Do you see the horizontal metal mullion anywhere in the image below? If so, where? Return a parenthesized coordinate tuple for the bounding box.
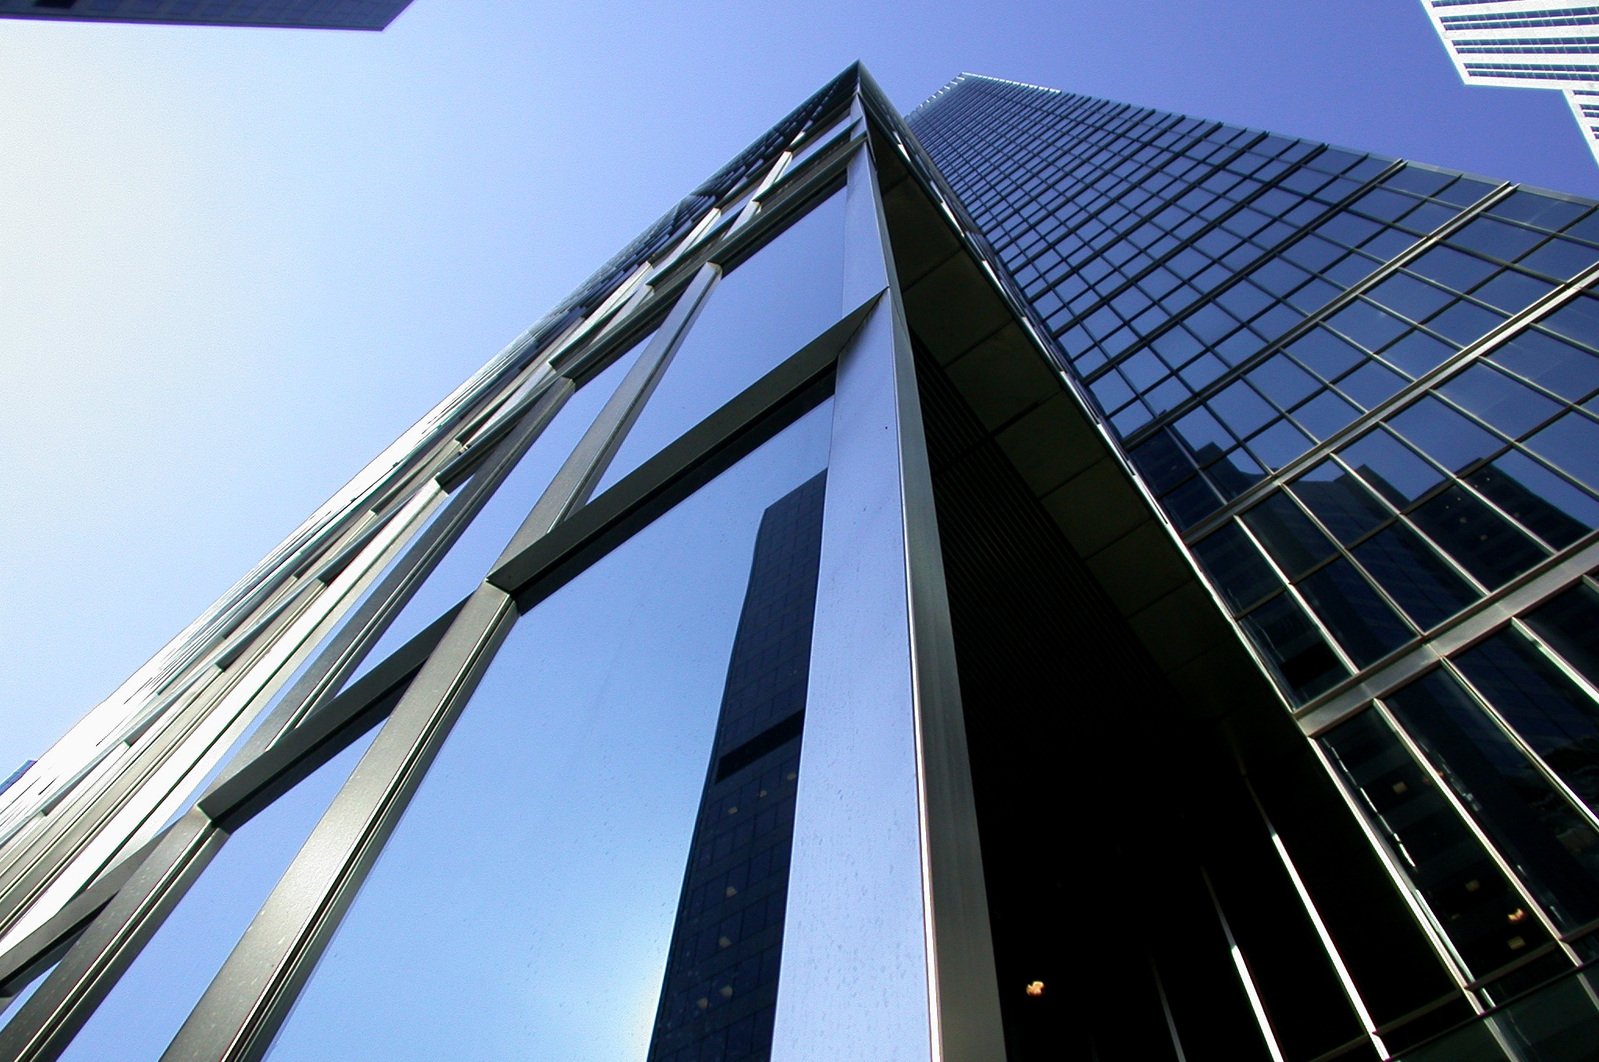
(197, 605, 464, 826)
(488, 300, 872, 603)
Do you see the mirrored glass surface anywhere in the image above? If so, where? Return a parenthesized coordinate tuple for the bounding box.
(1454, 628, 1599, 815)
(593, 191, 846, 496)
(55, 725, 380, 1061)
(340, 337, 653, 691)
(263, 402, 832, 1062)
(1384, 671, 1599, 931)
(1320, 708, 1553, 977)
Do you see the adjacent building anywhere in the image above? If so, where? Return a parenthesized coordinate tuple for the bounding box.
(1, 63, 1597, 1060)
(1419, 0, 1599, 165)
(0, 0, 411, 30)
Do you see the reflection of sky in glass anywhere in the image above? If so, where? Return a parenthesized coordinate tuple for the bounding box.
(159, 499, 451, 832)
(0, 961, 56, 1029)
(340, 335, 652, 690)
(55, 727, 379, 1060)
(264, 402, 832, 1062)
(593, 191, 844, 496)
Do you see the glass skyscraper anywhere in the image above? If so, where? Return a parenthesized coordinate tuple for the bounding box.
(0, 0, 411, 30)
(2, 63, 1598, 1060)
(1420, 0, 1599, 166)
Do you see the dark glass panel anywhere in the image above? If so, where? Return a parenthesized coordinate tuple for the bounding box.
(1524, 584, 1599, 693)
(1353, 524, 1478, 630)
(1441, 364, 1562, 439)
(1385, 671, 1599, 930)
(1455, 628, 1599, 815)
(597, 190, 846, 494)
(1368, 273, 1454, 322)
(1241, 593, 1347, 702)
(1519, 236, 1599, 281)
(1292, 390, 1361, 441)
(1410, 485, 1547, 589)
(1298, 559, 1412, 666)
(1537, 296, 1599, 352)
(1408, 246, 1499, 292)
(1339, 428, 1445, 508)
(1471, 272, 1554, 317)
(1466, 452, 1599, 550)
(1337, 360, 1407, 410)
(1489, 329, 1599, 403)
(1486, 192, 1586, 232)
(1174, 406, 1235, 460)
(1242, 492, 1336, 578)
(1129, 428, 1196, 494)
(1388, 396, 1502, 476)
(1380, 330, 1454, 378)
(56, 727, 380, 1061)
(1426, 302, 1505, 347)
(1192, 522, 1280, 612)
(1320, 708, 1548, 977)
(1247, 355, 1319, 408)
(1328, 299, 1408, 352)
(1206, 447, 1266, 500)
(1292, 459, 1390, 545)
(1245, 418, 1313, 472)
(1524, 413, 1599, 494)
(1161, 474, 1224, 530)
(1208, 381, 1276, 440)
(1448, 217, 1544, 262)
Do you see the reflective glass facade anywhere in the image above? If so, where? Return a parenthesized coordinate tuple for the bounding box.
(3, 64, 1599, 1062)
(909, 72, 1599, 1058)
(0, 0, 411, 30)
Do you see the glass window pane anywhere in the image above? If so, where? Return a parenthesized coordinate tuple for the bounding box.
(596, 191, 846, 495)
(1339, 428, 1444, 509)
(1241, 492, 1336, 578)
(1353, 524, 1478, 630)
(1320, 709, 1553, 977)
(55, 725, 382, 1061)
(1440, 364, 1562, 439)
(1388, 396, 1503, 476)
(1409, 485, 1547, 589)
(1292, 459, 1390, 545)
(1454, 628, 1599, 815)
(1191, 522, 1280, 612)
(1385, 671, 1599, 931)
(1241, 593, 1347, 703)
(1466, 451, 1599, 550)
(1490, 329, 1599, 403)
(1298, 559, 1412, 666)
(342, 340, 652, 690)
(263, 404, 832, 1062)
(1524, 583, 1599, 692)
(1524, 412, 1599, 494)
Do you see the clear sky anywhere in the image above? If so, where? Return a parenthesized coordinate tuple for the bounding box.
(0, 0, 1591, 769)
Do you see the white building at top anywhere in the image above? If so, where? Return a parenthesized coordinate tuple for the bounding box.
(1420, 0, 1599, 165)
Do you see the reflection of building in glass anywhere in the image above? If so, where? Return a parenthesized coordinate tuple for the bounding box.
(3, 63, 1599, 1060)
(1419, 0, 1599, 165)
(649, 472, 824, 1062)
(0, 0, 411, 29)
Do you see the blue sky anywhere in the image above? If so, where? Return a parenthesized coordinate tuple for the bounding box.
(0, 0, 1591, 768)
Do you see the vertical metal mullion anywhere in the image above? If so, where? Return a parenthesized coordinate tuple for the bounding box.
(772, 106, 1003, 1061)
(0, 812, 220, 1062)
(496, 266, 720, 566)
(159, 586, 516, 1062)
